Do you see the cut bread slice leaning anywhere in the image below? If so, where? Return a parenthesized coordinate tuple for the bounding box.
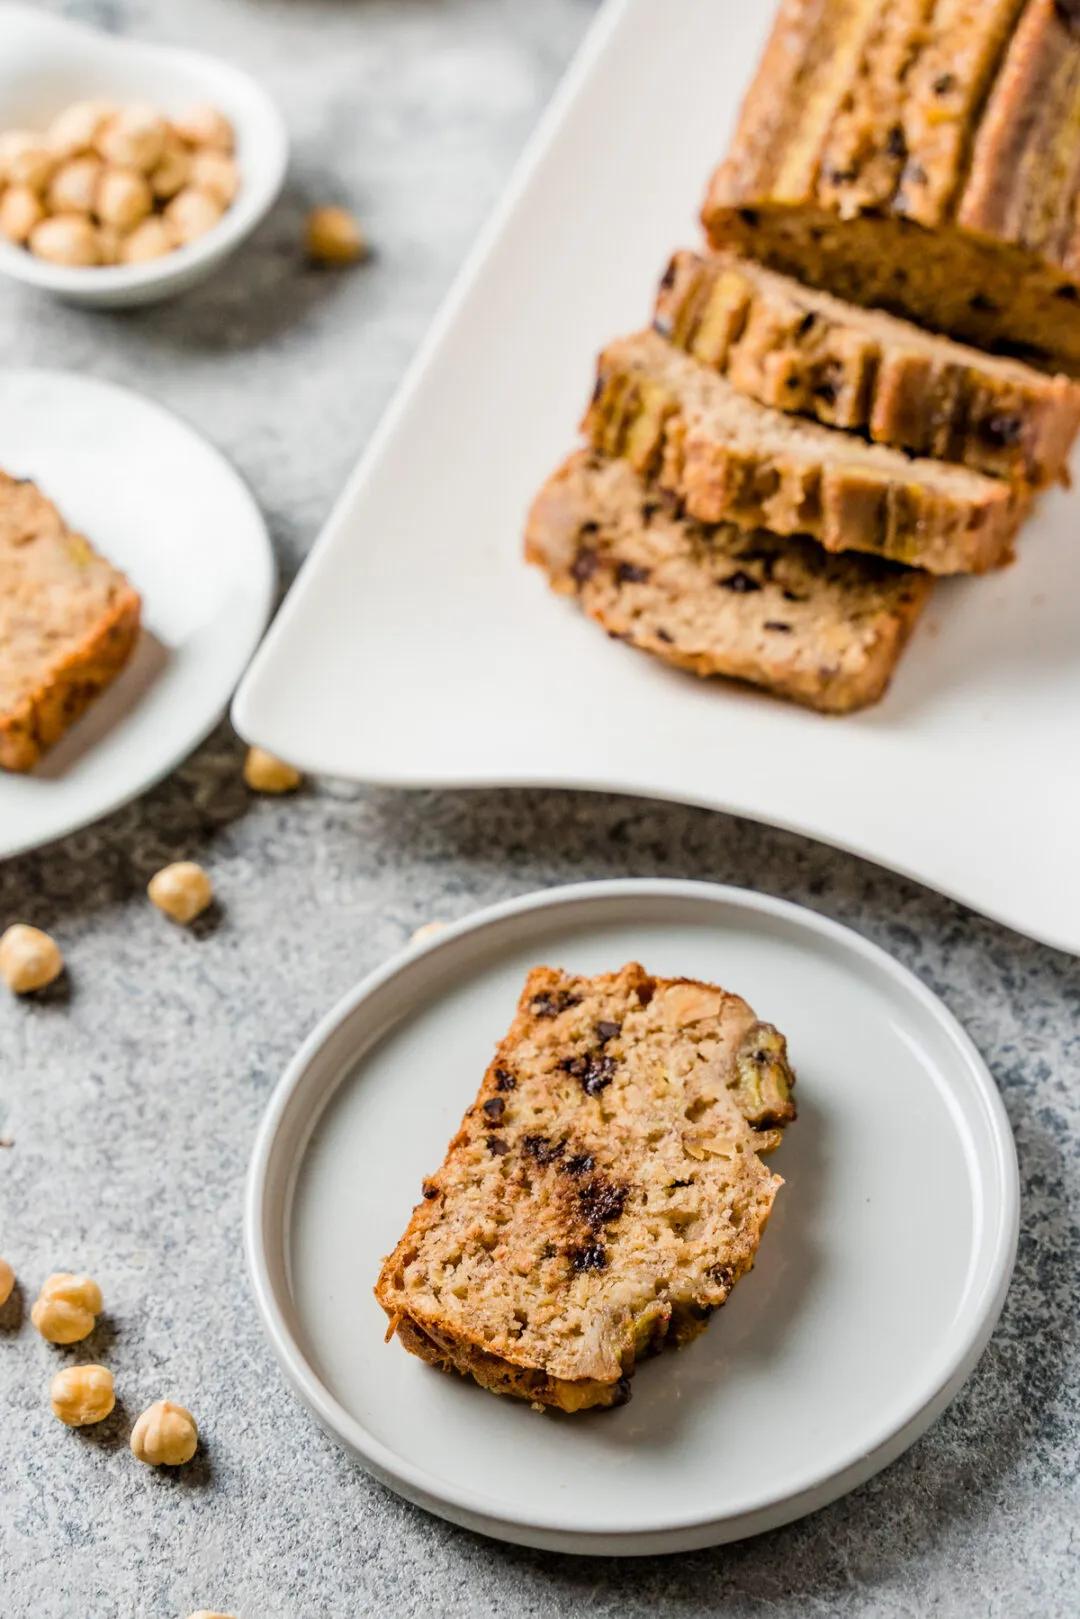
(584, 330, 1027, 575)
(526, 451, 931, 714)
(654, 251, 1080, 487)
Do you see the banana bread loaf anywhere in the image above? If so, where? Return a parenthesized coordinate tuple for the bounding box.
(702, 0, 1080, 372)
(375, 962, 796, 1412)
(0, 471, 141, 772)
(655, 251, 1080, 485)
(526, 452, 930, 713)
(584, 330, 1026, 573)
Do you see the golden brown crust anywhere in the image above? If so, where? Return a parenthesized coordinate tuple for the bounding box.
(703, 0, 1080, 367)
(376, 963, 796, 1411)
(0, 472, 141, 772)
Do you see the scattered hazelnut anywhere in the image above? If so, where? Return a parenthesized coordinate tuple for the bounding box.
(0, 923, 64, 994)
(95, 166, 153, 231)
(28, 213, 100, 267)
(0, 183, 44, 243)
(147, 861, 213, 924)
(120, 217, 175, 264)
(96, 103, 168, 172)
(50, 1364, 115, 1427)
(150, 135, 191, 200)
(172, 103, 234, 151)
(47, 100, 116, 159)
(243, 747, 302, 794)
(31, 1273, 103, 1344)
(188, 149, 239, 207)
(0, 130, 57, 192)
(305, 205, 367, 265)
(164, 185, 224, 244)
(130, 1399, 198, 1466)
(0, 1257, 14, 1307)
(47, 154, 103, 215)
(411, 921, 447, 946)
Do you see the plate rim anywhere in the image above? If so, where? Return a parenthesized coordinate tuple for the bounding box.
(0, 365, 276, 861)
(244, 877, 1020, 1555)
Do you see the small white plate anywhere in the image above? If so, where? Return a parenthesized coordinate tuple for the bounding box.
(0, 3, 288, 308)
(0, 368, 274, 859)
(246, 880, 1018, 1556)
(232, 0, 1080, 957)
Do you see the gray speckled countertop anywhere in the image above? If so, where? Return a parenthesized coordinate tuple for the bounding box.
(1, 3, 1078, 1615)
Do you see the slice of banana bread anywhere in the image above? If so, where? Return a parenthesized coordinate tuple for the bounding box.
(584, 330, 1026, 574)
(375, 962, 797, 1413)
(702, 0, 1080, 371)
(655, 251, 1080, 486)
(526, 452, 930, 714)
(0, 471, 141, 772)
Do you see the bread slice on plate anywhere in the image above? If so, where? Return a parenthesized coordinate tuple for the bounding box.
(654, 251, 1080, 487)
(0, 471, 141, 772)
(526, 451, 931, 714)
(700, 0, 1080, 373)
(375, 962, 797, 1413)
(584, 330, 1026, 575)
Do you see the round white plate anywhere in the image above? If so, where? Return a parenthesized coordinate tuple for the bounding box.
(246, 880, 1019, 1556)
(0, 368, 274, 859)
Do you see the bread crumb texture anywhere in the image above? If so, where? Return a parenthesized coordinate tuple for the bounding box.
(376, 962, 796, 1412)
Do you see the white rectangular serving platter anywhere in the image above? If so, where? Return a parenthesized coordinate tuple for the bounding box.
(233, 0, 1079, 957)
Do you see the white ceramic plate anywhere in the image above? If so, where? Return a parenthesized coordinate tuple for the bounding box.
(246, 879, 1018, 1556)
(0, 369, 274, 859)
(0, 3, 288, 308)
(232, 0, 1080, 958)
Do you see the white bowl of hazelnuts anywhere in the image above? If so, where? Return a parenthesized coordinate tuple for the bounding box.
(0, 2, 288, 307)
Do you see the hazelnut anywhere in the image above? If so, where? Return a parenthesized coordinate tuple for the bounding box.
(172, 104, 234, 152)
(243, 747, 302, 794)
(50, 1364, 115, 1427)
(0, 1257, 14, 1307)
(0, 923, 64, 994)
(150, 135, 191, 200)
(147, 861, 213, 924)
(188, 150, 239, 207)
(95, 166, 153, 231)
(0, 130, 56, 192)
(0, 183, 44, 243)
(164, 186, 224, 245)
(658, 984, 726, 1026)
(411, 921, 447, 946)
(130, 1399, 198, 1466)
(305, 205, 367, 265)
(29, 214, 100, 267)
(96, 224, 123, 266)
(31, 1273, 103, 1344)
(47, 100, 116, 159)
(47, 155, 103, 215)
(96, 104, 168, 172)
(119, 217, 175, 264)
